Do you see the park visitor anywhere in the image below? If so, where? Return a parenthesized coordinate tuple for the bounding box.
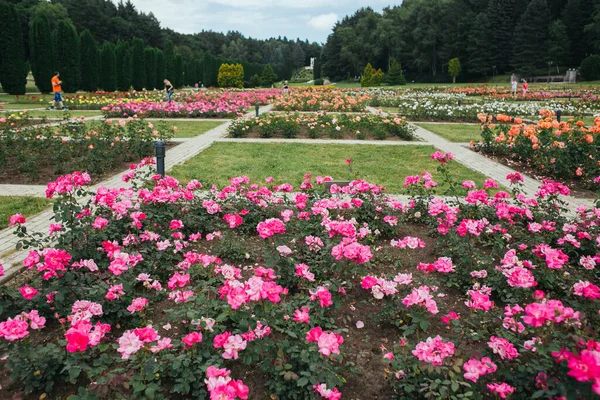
(511, 79, 517, 96)
(283, 81, 289, 93)
(522, 79, 528, 95)
(164, 79, 174, 102)
(49, 71, 67, 110)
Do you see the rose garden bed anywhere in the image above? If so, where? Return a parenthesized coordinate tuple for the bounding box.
(0, 155, 599, 399)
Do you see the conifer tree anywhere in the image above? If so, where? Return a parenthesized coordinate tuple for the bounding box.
(360, 63, 374, 87)
(387, 58, 406, 85)
(144, 47, 156, 90)
(174, 53, 184, 88)
(100, 42, 116, 92)
(155, 49, 166, 89)
(0, 2, 28, 94)
(80, 29, 99, 92)
(511, 0, 550, 75)
(29, 15, 54, 93)
(131, 37, 146, 90)
(115, 40, 131, 91)
(54, 20, 81, 92)
(260, 64, 278, 87)
(164, 40, 176, 80)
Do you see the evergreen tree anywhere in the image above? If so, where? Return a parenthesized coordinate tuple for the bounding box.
(164, 40, 175, 80)
(0, 2, 28, 94)
(155, 48, 166, 89)
(54, 20, 81, 93)
(387, 58, 406, 85)
(80, 29, 99, 92)
(186, 60, 197, 86)
(511, 0, 550, 76)
(115, 40, 131, 91)
(100, 41, 116, 91)
(144, 47, 156, 90)
(260, 64, 278, 87)
(131, 37, 146, 90)
(174, 53, 184, 88)
(249, 74, 261, 88)
(196, 58, 204, 86)
(360, 63, 374, 87)
(562, 0, 595, 66)
(448, 57, 461, 83)
(466, 13, 492, 76)
(313, 57, 321, 80)
(487, 0, 517, 73)
(548, 20, 570, 68)
(29, 15, 54, 93)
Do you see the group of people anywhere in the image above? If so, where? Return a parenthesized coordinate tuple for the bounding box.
(511, 78, 528, 96)
(47, 72, 194, 110)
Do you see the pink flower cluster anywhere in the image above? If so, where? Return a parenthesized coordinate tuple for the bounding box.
(361, 275, 399, 299)
(256, 218, 286, 239)
(463, 357, 497, 382)
(522, 299, 581, 327)
(23, 248, 72, 280)
(391, 236, 426, 249)
(487, 336, 519, 360)
(331, 238, 372, 264)
(45, 171, 91, 199)
(417, 257, 455, 274)
(117, 325, 172, 359)
(412, 335, 455, 365)
(0, 310, 46, 341)
(218, 268, 287, 309)
(487, 382, 515, 398)
(402, 286, 439, 314)
(313, 383, 342, 400)
(306, 327, 344, 357)
(205, 366, 249, 400)
(213, 332, 247, 360)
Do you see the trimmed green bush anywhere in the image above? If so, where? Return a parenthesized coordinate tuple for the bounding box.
(580, 55, 600, 81)
(100, 42, 116, 92)
(131, 37, 146, 91)
(80, 30, 98, 92)
(218, 63, 244, 88)
(54, 20, 81, 93)
(0, 2, 28, 94)
(29, 15, 54, 93)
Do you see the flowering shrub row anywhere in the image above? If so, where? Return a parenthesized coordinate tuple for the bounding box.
(272, 87, 370, 112)
(475, 111, 600, 188)
(0, 152, 599, 398)
(0, 115, 174, 182)
(228, 112, 415, 140)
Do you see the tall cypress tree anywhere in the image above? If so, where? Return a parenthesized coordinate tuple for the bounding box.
(54, 20, 81, 93)
(115, 40, 131, 91)
(511, 0, 550, 75)
(196, 58, 204, 85)
(186, 60, 196, 86)
(313, 57, 322, 80)
(164, 40, 175, 80)
(174, 53, 184, 88)
(144, 47, 156, 90)
(0, 2, 28, 94)
(29, 15, 54, 93)
(466, 13, 493, 76)
(131, 37, 146, 90)
(100, 42, 116, 92)
(79, 29, 98, 92)
(155, 48, 166, 89)
(562, 0, 595, 66)
(487, 0, 517, 74)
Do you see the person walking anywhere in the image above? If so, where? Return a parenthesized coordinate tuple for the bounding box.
(163, 79, 174, 102)
(283, 80, 289, 93)
(522, 79, 528, 96)
(49, 71, 67, 110)
(511, 78, 518, 96)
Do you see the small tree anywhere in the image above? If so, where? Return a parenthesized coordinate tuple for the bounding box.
(387, 58, 406, 86)
(80, 29, 98, 92)
(360, 63, 374, 87)
(174, 54, 184, 88)
(29, 15, 54, 93)
(249, 74, 261, 88)
(580, 55, 600, 81)
(373, 68, 384, 86)
(218, 63, 244, 88)
(144, 47, 156, 90)
(164, 40, 176, 81)
(54, 20, 81, 93)
(155, 49, 166, 89)
(448, 57, 462, 83)
(100, 42, 116, 91)
(131, 37, 146, 91)
(0, 2, 27, 94)
(115, 40, 130, 91)
(261, 64, 278, 87)
(313, 57, 321, 80)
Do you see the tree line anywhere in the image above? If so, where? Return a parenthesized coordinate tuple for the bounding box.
(0, 0, 322, 94)
(320, 0, 600, 82)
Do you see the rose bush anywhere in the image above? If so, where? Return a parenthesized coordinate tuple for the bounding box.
(272, 87, 370, 112)
(0, 153, 599, 399)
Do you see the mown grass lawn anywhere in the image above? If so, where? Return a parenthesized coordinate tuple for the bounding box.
(0, 197, 51, 229)
(169, 142, 497, 194)
(1, 109, 104, 119)
(416, 123, 483, 142)
(168, 121, 226, 138)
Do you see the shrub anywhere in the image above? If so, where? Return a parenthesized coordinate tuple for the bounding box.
(360, 63, 374, 87)
(313, 78, 324, 86)
(249, 74, 261, 88)
(261, 65, 278, 87)
(218, 63, 244, 88)
(387, 58, 406, 86)
(448, 57, 462, 83)
(579, 54, 600, 81)
(0, 2, 27, 95)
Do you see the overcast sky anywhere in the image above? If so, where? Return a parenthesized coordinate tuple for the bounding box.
(118, 0, 400, 43)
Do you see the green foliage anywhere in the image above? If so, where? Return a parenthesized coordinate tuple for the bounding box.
(115, 40, 131, 91)
(144, 47, 156, 90)
(130, 37, 146, 91)
(261, 64, 278, 87)
(174, 53, 184, 88)
(360, 63, 383, 87)
(155, 48, 166, 89)
(387, 58, 406, 85)
(249, 73, 261, 88)
(511, 0, 550, 76)
(29, 15, 54, 93)
(0, 2, 28, 94)
(580, 54, 600, 81)
(548, 20, 570, 67)
(79, 29, 99, 92)
(313, 57, 321, 80)
(313, 78, 324, 86)
(448, 57, 461, 83)
(164, 39, 176, 81)
(218, 63, 244, 88)
(466, 13, 492, 76)
(100, 42, 116, 92)
(54, 20, 81, 93)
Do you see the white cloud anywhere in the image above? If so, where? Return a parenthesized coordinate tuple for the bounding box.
(307, 13, 338, 31)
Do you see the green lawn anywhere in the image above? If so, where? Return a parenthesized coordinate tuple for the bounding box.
(169, 142, 496, 194)
(416, 123, 482, 142)
(0, 197, 51, 230)
(0, 103, 47, 109)
(1, 109, 104, 119)
(169, 121, 226, 138)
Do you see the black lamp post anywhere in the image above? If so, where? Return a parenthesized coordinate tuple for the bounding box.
(155, 141, 166, 177)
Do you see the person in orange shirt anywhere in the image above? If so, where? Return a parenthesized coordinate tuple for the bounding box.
(50, 71, 67, 110)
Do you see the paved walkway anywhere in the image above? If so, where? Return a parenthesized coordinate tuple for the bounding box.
(367, 107, 595, 210)
(0, 105, 273, 283)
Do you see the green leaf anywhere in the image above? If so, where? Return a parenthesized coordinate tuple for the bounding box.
(297, 377, 309, 387)
(451, 382, 459, 392)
